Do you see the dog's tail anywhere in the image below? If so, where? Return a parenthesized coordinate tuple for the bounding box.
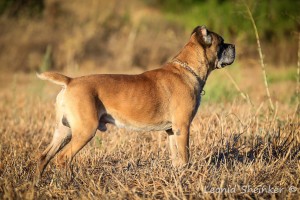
(36, 72, 71, 87)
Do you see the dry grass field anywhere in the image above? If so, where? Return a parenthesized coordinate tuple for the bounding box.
(0, 66, 299, 199)
(0, 0, 299, 199)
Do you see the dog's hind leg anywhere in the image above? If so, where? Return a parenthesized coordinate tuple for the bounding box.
(55, 95, 98, 170)
(38, 123, 71, 176)
(38, 89, 71, 176)
(55, 123, 97, 171)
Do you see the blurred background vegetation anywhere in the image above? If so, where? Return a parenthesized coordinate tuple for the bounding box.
(0, 0, 299, 72)
(0, 0, 298, 104)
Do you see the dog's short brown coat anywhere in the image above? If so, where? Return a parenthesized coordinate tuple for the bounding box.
(37, 26, 235, 176)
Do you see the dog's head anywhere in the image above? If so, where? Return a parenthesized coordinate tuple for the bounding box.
(192, 26, 235, 70)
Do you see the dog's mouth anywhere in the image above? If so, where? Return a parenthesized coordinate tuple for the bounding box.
(216, 61, 232, 69)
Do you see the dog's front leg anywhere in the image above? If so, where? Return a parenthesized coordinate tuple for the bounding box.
(166, 124, 190, 167)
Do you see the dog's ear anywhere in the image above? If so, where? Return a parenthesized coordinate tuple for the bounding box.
(192, 26, 212, 47)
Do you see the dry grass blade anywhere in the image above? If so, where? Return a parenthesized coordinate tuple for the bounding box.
(297, 32, 300, 115)
(223, 69, 252, 105)
(243, 0, 275, 111)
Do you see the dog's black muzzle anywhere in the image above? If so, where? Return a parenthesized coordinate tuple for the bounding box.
(217, 44, 235, 68)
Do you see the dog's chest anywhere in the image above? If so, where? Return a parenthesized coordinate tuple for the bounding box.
(195, 93, 202, 111)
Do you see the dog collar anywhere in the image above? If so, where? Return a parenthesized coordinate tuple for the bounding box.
(172, 59, 200, 80)
(172, 59, 205, 95)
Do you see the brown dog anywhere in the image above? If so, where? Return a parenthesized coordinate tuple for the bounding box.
(37, 26, 235, 176)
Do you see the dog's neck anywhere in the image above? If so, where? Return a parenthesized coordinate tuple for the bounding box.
(172, 59, 203, 85)
(173, 36, 211, 86)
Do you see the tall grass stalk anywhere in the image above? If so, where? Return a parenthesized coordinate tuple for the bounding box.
(39, 45, 52, 72)
(243, 1, 274, 111)
(297, 32, 300, 111)
(223, 69, 252, 105)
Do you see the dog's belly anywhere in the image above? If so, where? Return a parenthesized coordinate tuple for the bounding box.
(114, 119, 172, 131)
(98, 113, 172, 132)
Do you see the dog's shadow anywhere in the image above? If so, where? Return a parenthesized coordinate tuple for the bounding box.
(204, 130, 300, 168)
